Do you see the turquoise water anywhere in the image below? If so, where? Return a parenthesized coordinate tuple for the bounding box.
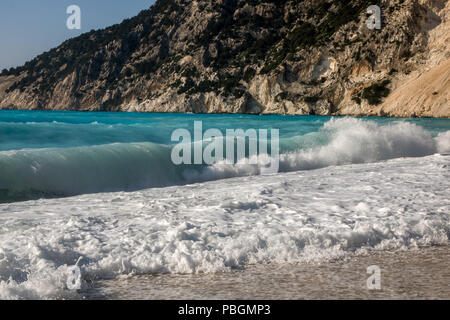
(0, 110, 449, 202)
(1, 110, 449, 150)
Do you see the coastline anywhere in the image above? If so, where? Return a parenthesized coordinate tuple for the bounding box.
(1, 1, 449, 120)
(0, 0, 449, 302)
(85, 245, 450, 300)
(0, 108, 449, 119)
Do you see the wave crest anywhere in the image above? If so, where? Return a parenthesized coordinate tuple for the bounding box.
(0, 118, 447, 202)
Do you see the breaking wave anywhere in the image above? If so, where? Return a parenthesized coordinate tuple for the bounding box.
(0, 118, 448, 202)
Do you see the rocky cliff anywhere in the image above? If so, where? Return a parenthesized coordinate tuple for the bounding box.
(0, 0, 449, 117)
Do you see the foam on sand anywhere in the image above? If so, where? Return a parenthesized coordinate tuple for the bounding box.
(0, 154, 449, 299)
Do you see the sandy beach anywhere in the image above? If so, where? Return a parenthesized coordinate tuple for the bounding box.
(85, 245, 450, 300)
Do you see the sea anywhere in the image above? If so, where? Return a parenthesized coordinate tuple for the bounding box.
(0, 110, 449, 299)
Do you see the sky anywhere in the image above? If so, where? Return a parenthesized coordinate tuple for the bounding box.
(0, 0, 156, 70)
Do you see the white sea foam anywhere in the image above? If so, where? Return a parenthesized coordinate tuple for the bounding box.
(280, 118, 438, 170)
(436, 131, 450, 153)
(186, 118, 447, 180)
(0, 154, 449, 299)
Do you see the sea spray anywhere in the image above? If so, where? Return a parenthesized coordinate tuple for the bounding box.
(0, 117, 448, 202)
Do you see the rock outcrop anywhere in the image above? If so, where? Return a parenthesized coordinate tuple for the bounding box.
(0, 0, 448, 117)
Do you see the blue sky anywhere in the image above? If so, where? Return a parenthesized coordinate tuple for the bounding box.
(0, 0, 156, 70)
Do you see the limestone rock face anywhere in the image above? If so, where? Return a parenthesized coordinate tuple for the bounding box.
(0, 0, 448, 117)
(376, 58, 450, 118)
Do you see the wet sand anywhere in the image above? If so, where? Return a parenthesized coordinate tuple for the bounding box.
(84, 245, 450, 300)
